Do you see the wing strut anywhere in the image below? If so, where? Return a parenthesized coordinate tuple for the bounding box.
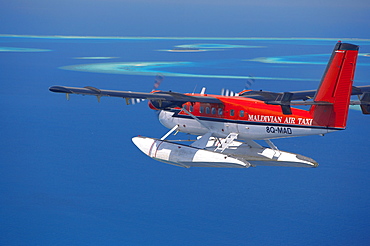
(160, 124, 179, 140)
(215, 133, 239, 152)
(265, 139, 281, 159)
(190, 132, 213, 149)
(181, 107, 212, 131)
(181, 106, 214, 149)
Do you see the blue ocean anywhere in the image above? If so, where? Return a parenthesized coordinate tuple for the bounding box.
(1, 34, 370, 245)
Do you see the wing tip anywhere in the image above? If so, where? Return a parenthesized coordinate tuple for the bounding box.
(49, 85, 72, 93)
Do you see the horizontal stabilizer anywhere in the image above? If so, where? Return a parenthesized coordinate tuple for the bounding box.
(360, 92, 370, 114)
(265, 101, 333, 106)
(241, 85, 370, 102)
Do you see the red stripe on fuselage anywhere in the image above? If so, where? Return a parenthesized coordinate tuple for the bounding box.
(178, 94, 315, 127)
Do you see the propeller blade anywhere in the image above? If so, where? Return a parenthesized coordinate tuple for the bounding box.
(245, 75, 255, 89)
(221, 76, 254, 96)
(130, 74, 165, 105)
(153, 74, 164, 91)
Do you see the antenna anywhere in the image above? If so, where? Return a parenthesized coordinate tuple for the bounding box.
(192, 84, 198, 95)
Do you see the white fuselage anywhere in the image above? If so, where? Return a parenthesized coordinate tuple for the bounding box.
(158, 110, 336, 140)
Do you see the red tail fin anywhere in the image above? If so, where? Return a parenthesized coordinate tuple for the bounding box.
(310, 42, 359, 129)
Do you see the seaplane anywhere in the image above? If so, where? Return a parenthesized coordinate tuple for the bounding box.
(50, 42, 370, 168)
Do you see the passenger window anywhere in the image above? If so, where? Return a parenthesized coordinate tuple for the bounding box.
(189, 105, 194, 112)
(206, 107, 210, 114)
(230, 109, 235, 116)
(211, 107, 216, 115)
(218, 108, 223, 115)
(239, 110, 244, 117)
(200, 106, 204, 113)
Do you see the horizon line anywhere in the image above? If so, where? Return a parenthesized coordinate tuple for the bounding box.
(1, 34, 370, 42)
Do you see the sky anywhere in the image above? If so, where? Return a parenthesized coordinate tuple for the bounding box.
(1, 1, 370, 245)
(1, 0, 370, 37)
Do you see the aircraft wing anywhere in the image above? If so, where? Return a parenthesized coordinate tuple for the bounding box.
(240, 85, 370, 101)
(49, 85, 222, 105)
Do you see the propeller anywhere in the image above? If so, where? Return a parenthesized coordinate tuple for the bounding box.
(152, 74, 164, 91)
(129, 74, 164, 105)
(221, 75, 255, 96)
